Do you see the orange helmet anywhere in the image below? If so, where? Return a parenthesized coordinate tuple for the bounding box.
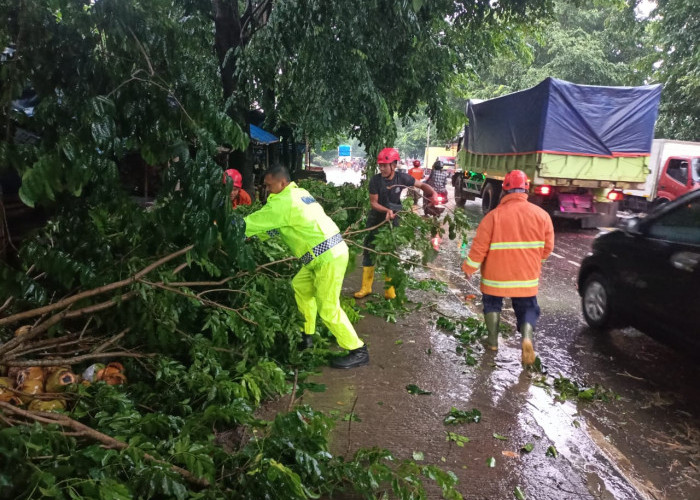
(413, 160, 421, 167)
(377, 148, 400, 164)
(223, 169, 243, 188)
(503, 170, 529, 191)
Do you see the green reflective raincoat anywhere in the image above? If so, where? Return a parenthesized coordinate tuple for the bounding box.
(244, 183, 363, 350)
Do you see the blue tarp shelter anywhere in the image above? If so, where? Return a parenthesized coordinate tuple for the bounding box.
(250, 124, 280, 145)
(465, 78, 662, 158)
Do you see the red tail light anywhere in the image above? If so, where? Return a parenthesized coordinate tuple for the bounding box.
(534, 185, 552, 196)
(607, 190, 624, 202)
(437, 195, 446, 203)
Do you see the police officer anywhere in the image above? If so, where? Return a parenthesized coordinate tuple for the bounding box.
(244, 166, 368, 369)
(461, 170, 554, 366)
(354, 148, 438, 299)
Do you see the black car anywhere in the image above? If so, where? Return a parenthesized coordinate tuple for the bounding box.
(577, 189, 700, 350)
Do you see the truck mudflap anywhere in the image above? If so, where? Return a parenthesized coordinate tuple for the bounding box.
(553, 201, 619, 228)
(558, 193, 593, 213)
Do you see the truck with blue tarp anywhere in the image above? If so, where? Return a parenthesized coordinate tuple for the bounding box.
(452, 78, 663, 228)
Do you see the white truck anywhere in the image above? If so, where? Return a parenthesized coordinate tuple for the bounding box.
(623, 139, 700, 211)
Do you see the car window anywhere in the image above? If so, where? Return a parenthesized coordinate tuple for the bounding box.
(692, 158, 700, 183)
(646, 198, 700, 244)
(666, 159, 689, 184)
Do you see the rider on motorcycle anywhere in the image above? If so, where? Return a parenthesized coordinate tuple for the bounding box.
(425, 160, 449, 215)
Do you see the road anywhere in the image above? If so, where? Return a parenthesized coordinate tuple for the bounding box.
(283, 167, 700, 499)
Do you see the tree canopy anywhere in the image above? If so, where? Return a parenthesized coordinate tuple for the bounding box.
(653, 0, 700, 140)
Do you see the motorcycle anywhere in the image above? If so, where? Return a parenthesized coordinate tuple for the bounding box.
(424, 191, 447, 217)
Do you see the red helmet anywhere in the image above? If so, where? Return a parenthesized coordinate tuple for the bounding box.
(503, 170, 529, 191)
(412, 160, 421, 167)
(377, 148, 400, 164)
(223, 169, 243, 188)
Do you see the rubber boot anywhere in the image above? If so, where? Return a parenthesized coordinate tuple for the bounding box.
(384, 277, 396, 300)
(331, 345, 370, 369)
(484, 312, 500, 351)
(520, 323, 536, 366)
(354, 267, 375, 298)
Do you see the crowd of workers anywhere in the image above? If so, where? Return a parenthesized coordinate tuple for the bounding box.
(224, 148, 553, 370)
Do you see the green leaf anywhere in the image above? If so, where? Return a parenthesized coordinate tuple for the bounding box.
(443, 407, 481, 425)
(514, 485, 527, 500)
(521, 443, 534, 453)
(546, 445, 558, 458)
(486, 457, 496, 468)
(412, 451, 424, 461)
(406, 384, 432, 395)
(493, 433, 508, 441)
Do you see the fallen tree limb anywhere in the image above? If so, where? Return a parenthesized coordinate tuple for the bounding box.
(0, 245, 194, 327)
(4, 351, 153, 367)
(0, 402, 210, 488)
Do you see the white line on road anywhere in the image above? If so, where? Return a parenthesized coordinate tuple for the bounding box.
(551, 252, 565, 259)
(568, 260, 581, 267)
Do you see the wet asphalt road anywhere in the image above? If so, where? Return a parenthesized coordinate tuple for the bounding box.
(275, 168, 700, 499)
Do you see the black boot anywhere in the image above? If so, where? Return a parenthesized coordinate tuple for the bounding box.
(331, 346, 369, 369)
(299, 335, 314, 351)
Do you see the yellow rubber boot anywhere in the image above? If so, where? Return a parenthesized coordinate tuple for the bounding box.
(520, 323, 536, 366)
(354, 266, 375, 298)
(384, 277, 396, 300)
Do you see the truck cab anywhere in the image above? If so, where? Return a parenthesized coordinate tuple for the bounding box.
(656, 156, 700, 204)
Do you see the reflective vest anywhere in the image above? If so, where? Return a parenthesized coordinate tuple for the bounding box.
(463, 193, 554, 297)
(244, 182, 342, 261)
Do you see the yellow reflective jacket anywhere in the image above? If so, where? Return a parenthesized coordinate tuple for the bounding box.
(244, 182, 342, 260)
(462, 193, 554, 297)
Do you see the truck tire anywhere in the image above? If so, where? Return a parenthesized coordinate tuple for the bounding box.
(481, 182, 501, 214)
(454, 175, 467, 207)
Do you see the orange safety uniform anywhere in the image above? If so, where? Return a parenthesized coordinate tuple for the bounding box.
(462, 193, 554, 297)
(231, 189, 252, 208)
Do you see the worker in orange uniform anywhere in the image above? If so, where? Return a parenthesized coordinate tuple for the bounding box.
(408, 160, 424, 207)
(223, 169, 252, 208)
(460, 170, 554, 366)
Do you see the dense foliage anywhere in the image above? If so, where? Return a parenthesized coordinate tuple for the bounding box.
(0, 169, 469, 498)
(653, 0, 700, 140)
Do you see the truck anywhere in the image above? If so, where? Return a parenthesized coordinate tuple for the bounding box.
(622, 139, 700, 212)
(452, 77, 663, 228)
(424, 145, 457, 172)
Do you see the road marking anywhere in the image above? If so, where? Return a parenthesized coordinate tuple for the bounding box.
(551, 252, 565, 259)
(568, 260, 581, 267)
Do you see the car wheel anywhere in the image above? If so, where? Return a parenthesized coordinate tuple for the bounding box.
(581, 273, 616, 330)
(481, 183, 500, 214)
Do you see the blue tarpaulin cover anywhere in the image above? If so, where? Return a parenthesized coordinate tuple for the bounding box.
(250, 124, 279, 145)
(465, 78, 662, 158)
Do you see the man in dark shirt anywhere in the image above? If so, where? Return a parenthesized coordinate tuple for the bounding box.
(354, 148, 438, 299)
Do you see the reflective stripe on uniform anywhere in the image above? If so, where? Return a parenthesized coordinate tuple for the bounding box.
(481, 277, 539, 288)
(489, 241, 545, 250)
(466, 256, 481, 269)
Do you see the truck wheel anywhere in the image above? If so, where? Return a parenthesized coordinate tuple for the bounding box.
(481, 183, 500, 214)
(454, 176, 467, 207)
(581, 273, 620, 330)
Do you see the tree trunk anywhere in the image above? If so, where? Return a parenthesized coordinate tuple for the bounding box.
(211, 0, 252, 196)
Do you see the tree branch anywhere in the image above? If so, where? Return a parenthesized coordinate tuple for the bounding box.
(0, 402, 210, 487)
(0, 245, 193, 327)
(5, 351, 152, 367)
